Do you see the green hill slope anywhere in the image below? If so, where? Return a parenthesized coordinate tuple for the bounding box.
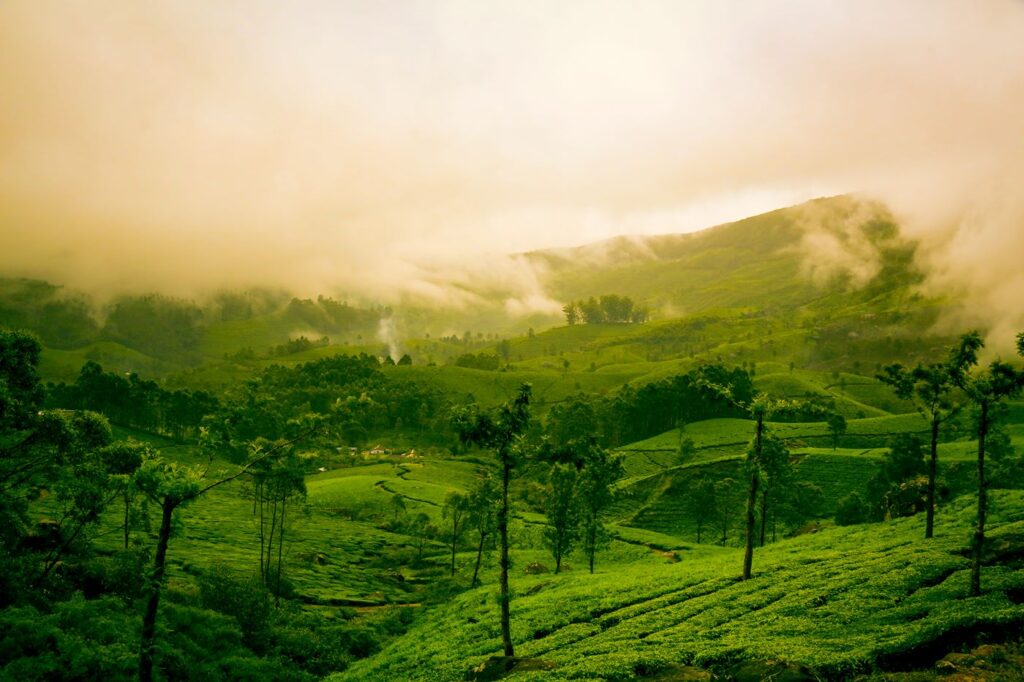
(334, 492, 1024, 681)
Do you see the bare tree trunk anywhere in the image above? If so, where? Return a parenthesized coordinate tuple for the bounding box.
(257, 484, 265, 581)
(926, 417, 939, 539)
(742, 413, 764, 580)
(759, 489, 768, 547)
(124, 492, 131, 549)
(472, 532, 486, 587)
(970, 399, 988, 597)
(265, 498, 279, 582)
(139, 498, 175, 682)
(587, 521, 596, 574)
(276, 494, 286, 605)
(499, 461, 514, 657)
(450, 517, 459, 577)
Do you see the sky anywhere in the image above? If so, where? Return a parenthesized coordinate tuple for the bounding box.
(1, 0, 1023, 340)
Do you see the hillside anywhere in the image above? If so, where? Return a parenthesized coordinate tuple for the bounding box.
(3, 194, 952, 397)
(336, 491, 1024, 681)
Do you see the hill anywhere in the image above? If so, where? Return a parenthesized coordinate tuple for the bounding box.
(335, 491, 1024, 681)
(2, 194, 956, 400)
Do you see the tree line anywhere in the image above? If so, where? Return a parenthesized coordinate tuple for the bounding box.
(562, 295, 649, 325)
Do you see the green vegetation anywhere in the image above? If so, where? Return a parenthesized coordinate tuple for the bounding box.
(3, 198, 1024, 680)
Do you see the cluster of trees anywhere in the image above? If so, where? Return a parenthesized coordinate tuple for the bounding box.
(539, 440, 624, 574)
(0, 278, 393, 367)
(454, 352, 501, 371)
(546, 364, 755, 448)
(283, 296, 380, 335)
(835, 331, 1024, 596)
(439, 477, 499, 586)
(270, 335, 330, 357)
(47, 361, 219, 439)
(1, 330, 420, 680)
(0, 279, 99, 349)
(449, 386, 626, 660)
(205, 354, 448, 451)
(562, 295, 648, 325)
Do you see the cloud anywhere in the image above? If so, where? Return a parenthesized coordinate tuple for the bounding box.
(0, 0, 1021, 343)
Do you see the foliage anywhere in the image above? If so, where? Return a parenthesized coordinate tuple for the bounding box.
(542, 464, 579, 573)
(562, 295, 648, 325)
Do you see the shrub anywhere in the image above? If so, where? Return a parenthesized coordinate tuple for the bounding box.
(197, 565, 272, 652)
(835, 492, 867, 526)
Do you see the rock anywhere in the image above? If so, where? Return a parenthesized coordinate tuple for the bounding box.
(728, 659, 816, 682)
(466, 656, 515, 681)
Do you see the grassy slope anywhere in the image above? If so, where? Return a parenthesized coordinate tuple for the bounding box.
(335, 491, 1024, 681)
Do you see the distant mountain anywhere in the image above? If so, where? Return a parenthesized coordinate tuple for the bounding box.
(526, 194, 916, 318)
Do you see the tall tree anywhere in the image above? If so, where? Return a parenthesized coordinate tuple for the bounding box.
(134, 435, 306, 682)
(452, 384, 532, 658)
(543, 464, 579, 574)
(879, 359, 960, 538)
(687, 477, 717, 544)
(562, 302, 580, 326)
(101, 440, 148, 548)
(443, 491, 469, 577)
(248, 447, 306, 600)
(466, 474, 499, 587)
(756, 434, 792, 547)
(826, 412, 847, 451)
(947, 331, 1024, 597)
(715, 478, 739, 546)
(574, 441, 624, 573)
(741, 399, 768, 580)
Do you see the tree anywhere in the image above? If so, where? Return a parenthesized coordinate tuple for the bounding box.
(0, 332, 117, 601)
(408, 512, 435, 563)
(879, 358, 961, 538)
(741, 399, 768, 580)
(466, 474, 499, 587)
(676, 437, 696, 465)
(756, 434, 792, 547)
(687, 477, 717, 544)
(835, 491, 867, 526)
(390, 493, 407, 522)
(248, 447, 306, 600)
(826, 412, 847, 451)
(451, 384, 532, 658)
(714, 478, 739, 546)
(574, 442, 624, 573)
(545, 395, 600, 448)
(32, 411, 116, 587)
(134, 435, 306, 682)
(442, 491, 469, 576)
(866, 434, 927, 521)
(579, 297, 604, 324)
(101, 440, 148, 548)
(562, 302, 580, 326)
(543, 464, 578, 574)
(947, 331, 1024, 596)
(496, 339, 512, 361)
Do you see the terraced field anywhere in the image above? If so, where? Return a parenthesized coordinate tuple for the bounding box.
(334, 491, 1024, 681)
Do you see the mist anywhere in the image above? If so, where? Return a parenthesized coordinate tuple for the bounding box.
(1, 1, 1022, 335)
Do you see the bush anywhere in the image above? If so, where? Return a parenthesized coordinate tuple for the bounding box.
(835, 492, 867, 526)
(197, 565, 272, 652)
